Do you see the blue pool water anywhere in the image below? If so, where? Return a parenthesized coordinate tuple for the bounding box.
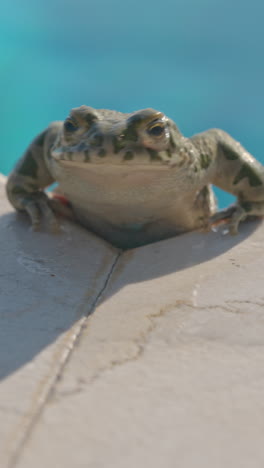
(1, 0, 264, 208)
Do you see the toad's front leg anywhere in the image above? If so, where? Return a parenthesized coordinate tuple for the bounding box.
(6, 129, 59, 231)
(193, 129, 264, 234)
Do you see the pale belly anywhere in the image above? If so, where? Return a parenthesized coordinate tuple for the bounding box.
(53, 162, 212, 248)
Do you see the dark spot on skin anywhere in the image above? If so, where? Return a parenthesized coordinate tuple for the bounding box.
(122, 126, 139, 143)
(148, 149, 162, 161)
(113, 136, 127, 153)
(85, 113, 98, 126)
(200, 153, 211, 169)
(200, 186, 210, 198)
(98, 149, 106, 158)
(124, 113, 147, 142)
(113, 117, 143, 154)
(241, 201, 253, 212)
(18, 151, 38, 178)
(233, 164, 262, 187)
(221, 143, 239, 160)
(90, 134, 103, 147)
(11, 185, 29, 196)
(197, 214, 207, 228)
(127, 113, 147, 126)
(123, 151, 134, 160)
(169, 134, 176, 149)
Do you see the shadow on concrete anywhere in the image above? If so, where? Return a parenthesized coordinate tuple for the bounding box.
(0, 211, 261, 381)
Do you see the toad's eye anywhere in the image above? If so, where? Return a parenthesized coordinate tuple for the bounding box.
(147, 124, 165, 137)
(64, 119, 78, 132)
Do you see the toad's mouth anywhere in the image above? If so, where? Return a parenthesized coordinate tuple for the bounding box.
(56, 159, 172, 170)
(51, 145, 179, 168)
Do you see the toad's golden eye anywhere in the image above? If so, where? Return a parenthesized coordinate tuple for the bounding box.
(147, 123, 165, 137)
(64, 118, 78, 132)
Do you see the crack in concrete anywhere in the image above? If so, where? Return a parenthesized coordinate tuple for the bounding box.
(7, 249, 122, 468)
(8, 249, 264, 464)
(50, 294, 264, 401)
(226, 299, 264, 309)
(56, 300, 194, 398)
(74, 299, 264, 391)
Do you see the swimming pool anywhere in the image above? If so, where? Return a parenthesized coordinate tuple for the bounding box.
(2, 0, 264, 208)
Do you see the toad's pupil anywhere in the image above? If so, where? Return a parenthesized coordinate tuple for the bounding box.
(148, 125, 164, 136)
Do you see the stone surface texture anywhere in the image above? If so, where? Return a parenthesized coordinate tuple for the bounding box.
(1, 174, 264, 468)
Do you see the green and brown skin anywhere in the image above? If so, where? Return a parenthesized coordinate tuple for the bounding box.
(6, 105, 264, 248)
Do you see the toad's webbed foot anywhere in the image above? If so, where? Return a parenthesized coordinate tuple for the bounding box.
(210, 201, 264, 235)
(20, 191, 60, 232)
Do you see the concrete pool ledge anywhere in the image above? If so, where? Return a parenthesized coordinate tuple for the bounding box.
(1, 174, 264, 468)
